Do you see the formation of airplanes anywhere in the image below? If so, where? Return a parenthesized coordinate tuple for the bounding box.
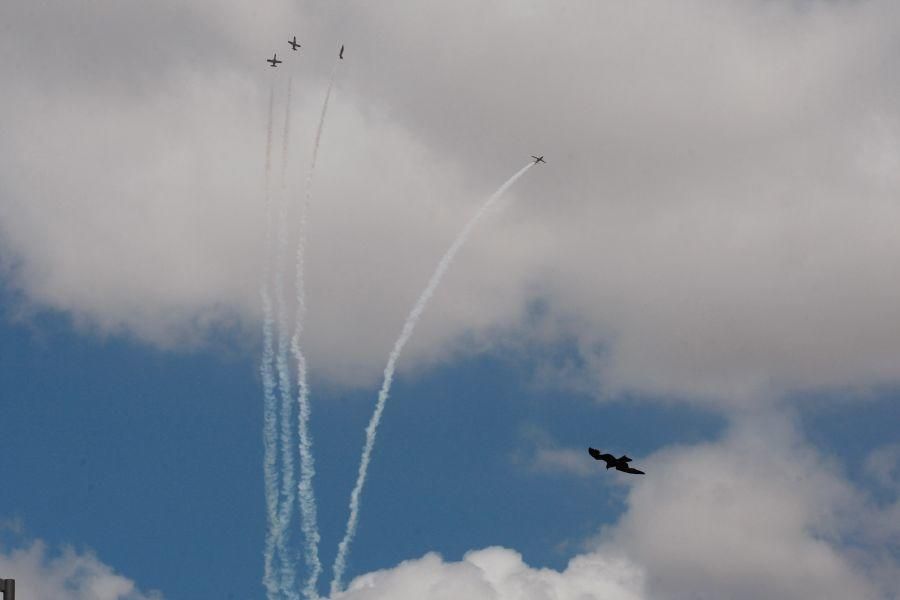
(267, 38, 544, 167)
(588, 447, 645, 475)
(266, 36, 342, 66)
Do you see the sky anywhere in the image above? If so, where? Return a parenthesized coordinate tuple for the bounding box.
(1, 1, 899, 598)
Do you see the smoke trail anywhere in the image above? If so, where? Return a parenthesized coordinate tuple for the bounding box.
(280, 76, 294, 188)
(260, 81, 281, 600)
(291, 62, 338, 600)
(330, 162, 535, 594)
(274, 76, 300, 600)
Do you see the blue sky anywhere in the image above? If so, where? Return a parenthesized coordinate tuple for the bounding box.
(2, 301, 897, 598)
(2, 2, 900, 599)
(0, 303, 722, 598)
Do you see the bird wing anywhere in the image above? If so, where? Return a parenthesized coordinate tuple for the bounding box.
(588, 447, 602, 460)
(588, 448, 615, 464)
(617, 465, 645, 475)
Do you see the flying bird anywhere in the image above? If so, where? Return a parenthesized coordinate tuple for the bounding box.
(588, 447, 645, 474)
(267, 53, 282, 67)
(339, 45, 345, 60)
(531, 155, 546, 164)
(289, 36, 301, 51)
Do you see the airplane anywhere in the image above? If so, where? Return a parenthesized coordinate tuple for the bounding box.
(289, 36, 301, 51)
(588, 447, 645, 474)
(531, 155, 546, 164)
(267, 53, 282, 67)
(339, 44, 345, 60)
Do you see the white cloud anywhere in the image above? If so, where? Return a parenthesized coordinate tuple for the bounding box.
(330, 412, 899, 600)
(4, 1, 900, 401)
(335, 547, 645, 600)
(595, 412, 889, 599)
(0, 539, 160, 600)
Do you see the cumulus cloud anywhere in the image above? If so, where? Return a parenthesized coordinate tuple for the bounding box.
(594, 412, 895, 599)
(335, 547, 645, 600)
(4, 1, 900, 400)
(0, 538, 160, 600)
(331, 412, 898, 600)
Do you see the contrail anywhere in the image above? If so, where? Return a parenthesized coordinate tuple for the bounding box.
(291, 63, 338, 600)
(274, 76, 300, 600)
(330, 162, 535, 594)
(260, 81, 281, 600)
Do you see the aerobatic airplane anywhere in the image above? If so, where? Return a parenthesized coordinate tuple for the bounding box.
(289, 36, 301, 51)
(588, 447, 645, 474)
(531, 155, 546, 164)
(267, 53, 282, 67)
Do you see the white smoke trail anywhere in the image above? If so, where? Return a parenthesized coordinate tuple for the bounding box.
(260, 81, 281, 600)
(291, 63, 338, 600)
(330, 162, 535, 594)
(274, 76, 300, 600)
(280, 76, 294, 189)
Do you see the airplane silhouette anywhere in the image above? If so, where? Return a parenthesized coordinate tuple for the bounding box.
(289, 36, 301, 51)
(267, 53, 282, 67)
(588, 447, 645, 474)
(339, 44, 345, 60)
(531, 155, 546, 164)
